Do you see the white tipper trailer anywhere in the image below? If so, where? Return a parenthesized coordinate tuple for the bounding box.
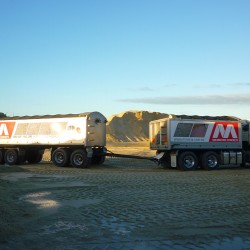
(150, 117, 250, 170)
(0, 112, 107, 168)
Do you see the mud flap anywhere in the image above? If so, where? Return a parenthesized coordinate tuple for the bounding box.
(170, 152, 177, 168)
(154, 152, 165, 161)
(86, 147, 93, 158)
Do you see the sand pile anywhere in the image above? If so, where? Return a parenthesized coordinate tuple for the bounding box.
(106, 110, 168, 142)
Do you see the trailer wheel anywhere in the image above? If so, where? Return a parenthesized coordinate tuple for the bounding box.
(0, 150, 4, 164)
(52, 148, 69, 167)
(178, 151, 198, 171)
(4, 149, 18, 165)
(18, 149, 26, 164)
(92, 155, 106, 165)
(92, 148, 106, 165)
(201, 151, 219, 170)
(26, 149, 44, 164)
(70, 149, 89, 168)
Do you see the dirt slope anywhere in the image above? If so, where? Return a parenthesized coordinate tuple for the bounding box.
(106, 111, 168, 142)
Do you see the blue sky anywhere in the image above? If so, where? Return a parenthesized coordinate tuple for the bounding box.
(0, 0, 250, 119)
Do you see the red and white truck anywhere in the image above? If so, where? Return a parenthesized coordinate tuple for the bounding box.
(0, 112, 106, 168)
(150, 117, 250, 170)
(2, 111, 250, 171)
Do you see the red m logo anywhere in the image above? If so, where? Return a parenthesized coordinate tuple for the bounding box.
(210, 122, 239, 142)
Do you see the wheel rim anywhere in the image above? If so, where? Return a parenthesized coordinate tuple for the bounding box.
(183, 156, 195, 169)
(6, 151, 16, 164)
(207, 155, 218, 168)
(55, 152, 64, 164)
(72, 153, 84, 166)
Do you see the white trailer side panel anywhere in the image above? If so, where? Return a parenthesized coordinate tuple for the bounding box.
(0, 117, 88, 145)
(150, 118, 242, 150)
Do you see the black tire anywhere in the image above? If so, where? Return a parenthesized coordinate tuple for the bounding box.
(70, 149, 89, 168)
(18, 149, 26, 164)
(52, 148, 70, 167)
(178, 151, 198, 171)
(91, 148, 106, 165)
(201, 151, 220, 170)
(26, 149, 44, 164)
(92, 155, 106, 165)
(0, 150, 4, 164)
(158, 152, 171, 168)
(4, 149, 18, 165)
(240, 151, 247, 168)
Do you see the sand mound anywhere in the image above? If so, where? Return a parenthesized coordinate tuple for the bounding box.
(106, 110, 168, 142)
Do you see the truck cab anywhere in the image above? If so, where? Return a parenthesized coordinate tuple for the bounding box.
(150, 117, 248, 170)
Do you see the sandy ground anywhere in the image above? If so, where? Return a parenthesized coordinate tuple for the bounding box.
(0, 144, 250, 249)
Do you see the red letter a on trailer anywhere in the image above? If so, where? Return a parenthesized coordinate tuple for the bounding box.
(0, 122, 16, 139)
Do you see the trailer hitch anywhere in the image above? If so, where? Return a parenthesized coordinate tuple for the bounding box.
(105, 149, 161, 164)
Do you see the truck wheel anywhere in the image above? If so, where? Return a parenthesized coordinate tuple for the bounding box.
(0, 150, 5, 164)
(178, 151, 198, 171)
(18, 149, 26, 164)
(52, 148, 69, 167)
(4, 149, 18, 165)
(26, 149, 44, 164)
(201, 151, 219, 170)
(91, 148, 106, 165)
(92, 155, 106, 165)
(159, 152, 171, 168)
(70, 149, 89, 168)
